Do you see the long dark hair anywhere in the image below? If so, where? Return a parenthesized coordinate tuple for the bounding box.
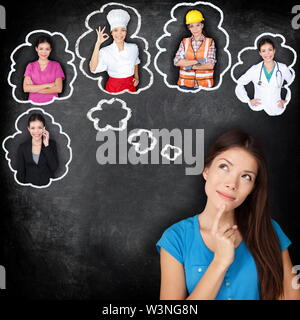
(203, 129, 283, 300)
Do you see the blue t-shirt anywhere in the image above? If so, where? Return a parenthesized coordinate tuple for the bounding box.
(156, 214, 291, 300)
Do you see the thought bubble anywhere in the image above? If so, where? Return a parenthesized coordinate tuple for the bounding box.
(2, 108, 72, 188)
(154, 1, 231, 93)
(128, 129, 157, 155)
(75, 2, 153, 95)
(8, 29, 77, 106)
(87, 98, 132, 132)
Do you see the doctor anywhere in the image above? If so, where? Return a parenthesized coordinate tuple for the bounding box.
(89, 9, 140, 93)
(235, 38, 293, 116)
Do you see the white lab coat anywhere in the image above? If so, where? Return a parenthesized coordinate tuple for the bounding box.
(235, 61, 293, 116)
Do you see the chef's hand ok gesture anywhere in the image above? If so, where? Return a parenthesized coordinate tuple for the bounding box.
(95, 26, 109, 45)
(211, 204, 238, 268)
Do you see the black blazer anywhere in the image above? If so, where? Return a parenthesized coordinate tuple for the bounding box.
(16, 138, 59, 186)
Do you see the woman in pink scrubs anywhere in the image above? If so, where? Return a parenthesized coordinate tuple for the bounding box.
(23, 35, 65, 103)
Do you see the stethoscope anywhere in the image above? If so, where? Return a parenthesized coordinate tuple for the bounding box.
(258, 61, 283, 88)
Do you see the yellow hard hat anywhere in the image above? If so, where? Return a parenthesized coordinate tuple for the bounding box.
(185, 10, 204, 25)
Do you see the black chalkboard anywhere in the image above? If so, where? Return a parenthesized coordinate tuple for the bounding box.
(0, 0, 299, 303)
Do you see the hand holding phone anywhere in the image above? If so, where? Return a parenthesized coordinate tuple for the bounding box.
(42, 128, 49, 147)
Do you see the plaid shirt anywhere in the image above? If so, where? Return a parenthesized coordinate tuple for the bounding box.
(173, 34, 216, 66)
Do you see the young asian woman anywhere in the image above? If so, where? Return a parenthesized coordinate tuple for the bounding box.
(23, 35, 65, 103)
(89, 9, 140, 93)
(174, 9, 216, 90)
(156, 129, 299, 300)
(16, 113, 59, 186)
(235, 38, 293, 116)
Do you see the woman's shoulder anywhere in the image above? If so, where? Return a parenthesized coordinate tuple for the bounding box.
(271, 218, 285, 232)
(25, 61, 37, 68)
(18, 138, 31, 149)
(125, 42, 139, 50)
(251, 62, 262, 69)
(49, 60, 62, 67)
(271, 218, 292, 250)
(277, 61, 289, 69)
(100, 43, 114, 52)
(164, 215, 196, 234)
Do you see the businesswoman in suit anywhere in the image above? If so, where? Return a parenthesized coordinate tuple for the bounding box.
(16, 113, 59, 186)
(157, 129, 299, 300)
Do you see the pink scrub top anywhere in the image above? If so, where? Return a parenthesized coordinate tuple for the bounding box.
(24, 60, 65, 103)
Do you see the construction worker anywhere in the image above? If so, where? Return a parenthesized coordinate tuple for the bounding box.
(174, 9, 216, 90)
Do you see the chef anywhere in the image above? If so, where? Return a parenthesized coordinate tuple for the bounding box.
(90, 9, 140, 93)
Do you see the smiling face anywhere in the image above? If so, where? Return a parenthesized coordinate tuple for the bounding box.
(28, 120, 44, 142)
(111, 26, 127, 43)
(187, 22, 203, 38)
(35, 42, 52, 60)
(202, 147, 258, 212)
(259, 43, 276, 63)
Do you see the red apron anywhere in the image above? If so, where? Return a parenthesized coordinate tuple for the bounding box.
(105, 76, 136, 93)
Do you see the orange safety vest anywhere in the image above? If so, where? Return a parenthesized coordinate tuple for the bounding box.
(177, 37, 214, 88)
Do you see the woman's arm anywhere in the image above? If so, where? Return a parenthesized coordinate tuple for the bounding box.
(160, 249, 229, 300)
(43, 140, 59, 173)
(175, 59, 198, 67)
(192, 62, 214, 70)
(235, 67, 255, 103)
(133, 64, 139, 87)
(23, 76, 54, 93)
(39, 78, 63, 94)
(278, 249, 300, 300)
(89, 26, 109, 73)
(90, 42, 101, 73)
(173, 41, 198, 67)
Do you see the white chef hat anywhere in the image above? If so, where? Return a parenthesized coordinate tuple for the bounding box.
(107, 9, 130, 31)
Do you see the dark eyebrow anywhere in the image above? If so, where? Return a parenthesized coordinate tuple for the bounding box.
(218, 158, 257, 176)
(218, 158, 233, 166)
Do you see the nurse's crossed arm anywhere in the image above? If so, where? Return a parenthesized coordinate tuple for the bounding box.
(38, 77, 63, 94)
(23, 76, 55, 93)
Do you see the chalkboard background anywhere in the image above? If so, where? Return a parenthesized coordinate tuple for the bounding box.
(0, 0, 299, 300)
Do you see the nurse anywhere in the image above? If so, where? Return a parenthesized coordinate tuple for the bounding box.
(235, 38, 293, 116)
(16, 113, 59, 186)
(174, 9, 216, 90)
(23, 35, 65, 103)
(157, 129, 299, 300)
(89, 9, 140, 93)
